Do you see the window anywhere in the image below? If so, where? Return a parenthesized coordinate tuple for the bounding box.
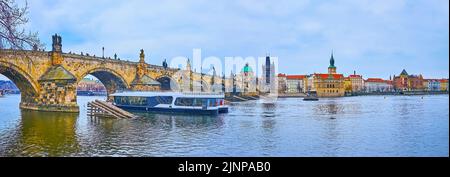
(193, 98, 206, 106)
(156, 96, 173, 104)
(175, 98, 194, 106)
(115, 96, 148, 106)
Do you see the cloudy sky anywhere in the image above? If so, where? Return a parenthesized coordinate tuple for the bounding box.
(2, 0, 448, 80)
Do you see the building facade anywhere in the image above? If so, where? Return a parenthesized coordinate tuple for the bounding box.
(424, 79, 441, 91)
(285, 75, 307, 93)
(364, 78, 393, 92)
(344, 77, 352, 94)
(348, 72, 364, 92)
(77, 78, 106, 92)
(440, 79, 448, 91)
(393, 69, 424, 91)
(277, 73, 287, 93)
(313, 53, 345, 97)
(237, 63, 257, 95)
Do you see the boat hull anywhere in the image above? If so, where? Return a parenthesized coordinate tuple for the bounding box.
(218, 107, 229, 113)
(116, 105, 219, 116)
(303, 98, 319, 101)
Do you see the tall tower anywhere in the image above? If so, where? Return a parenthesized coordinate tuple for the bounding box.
(328, 51, 336, 74)
(186, 58, 192, 71)
(265, 55, 271, 84)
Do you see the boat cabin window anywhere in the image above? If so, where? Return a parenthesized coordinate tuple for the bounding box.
(146, 96, 173, 106)
(156, 96, 173, 104)
(193, 98, 205, 106)
(175, 98, 194, 106)
(174, 97, 221, 107)
(114, 96, 147, 106)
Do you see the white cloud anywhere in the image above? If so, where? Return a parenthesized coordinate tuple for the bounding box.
(3, 0, 447, 80)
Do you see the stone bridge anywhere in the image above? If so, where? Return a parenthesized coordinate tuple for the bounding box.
(0, 34, 226, 112)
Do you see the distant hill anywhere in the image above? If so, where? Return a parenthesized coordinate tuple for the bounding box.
(0, 80, 19, 90)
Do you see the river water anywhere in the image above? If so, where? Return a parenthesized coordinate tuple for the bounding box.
(0, 94, 448, 157)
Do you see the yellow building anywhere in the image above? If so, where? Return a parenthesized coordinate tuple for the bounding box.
(440, 79, 449, 91)
(313, 52, 345, 97)
(344, 77, 352, 94)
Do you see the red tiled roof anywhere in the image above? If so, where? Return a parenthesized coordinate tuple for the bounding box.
(286, 75, 306, 80)
(314, 73, 344, 79)
(365, 78, 386, 83)
(278, 73, 286, 77)
(349, 74, 362, 78)
(439, 79, 449, 83)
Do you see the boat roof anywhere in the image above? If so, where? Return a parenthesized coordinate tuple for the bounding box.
(110, 91, 224, 98)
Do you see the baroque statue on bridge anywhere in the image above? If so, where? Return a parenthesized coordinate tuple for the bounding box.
(52, 33, 62, 52)
(163, 59, 168, 69)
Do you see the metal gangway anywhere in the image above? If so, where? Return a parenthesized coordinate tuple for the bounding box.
(87, 100, 137, 119)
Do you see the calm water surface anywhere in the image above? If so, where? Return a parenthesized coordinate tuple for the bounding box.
(0, 94, 448, 156)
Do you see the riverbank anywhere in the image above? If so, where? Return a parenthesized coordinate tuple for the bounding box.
(224, 91, 448, 102)
(348, 91, 449, 96)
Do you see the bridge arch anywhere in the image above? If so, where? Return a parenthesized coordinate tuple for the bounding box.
(0, 61, 39, 103)
(156, 75, 178, 91)
(77, 67, 129, 95)
(201, 79, 211, 92)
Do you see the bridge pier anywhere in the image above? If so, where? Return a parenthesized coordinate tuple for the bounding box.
(19, 65, 80, 113)
(20, 101, 79, 113)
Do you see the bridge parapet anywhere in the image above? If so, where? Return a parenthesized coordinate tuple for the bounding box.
(2, 34, 233, 113)
(62, 53, 138, 65)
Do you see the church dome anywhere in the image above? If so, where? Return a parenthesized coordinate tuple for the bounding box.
(242, 63, 253, 73)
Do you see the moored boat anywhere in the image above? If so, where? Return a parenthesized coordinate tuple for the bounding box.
(303, 91, 319, 101)
(303, 96, 319, 101)
(110, 91, 228, 115)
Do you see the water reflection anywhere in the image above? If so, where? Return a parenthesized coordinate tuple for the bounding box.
(314, 99, 344, 119)
(134, 113, 225, 129)
(4, 110, 80, 156)
(0, 95, 447, 156)
(261, 103, 277, 118)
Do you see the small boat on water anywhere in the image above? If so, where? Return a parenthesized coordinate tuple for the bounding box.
(303, 96, 319, 101)
(303, 92, 319, 101)
(110, 91, 228, 115)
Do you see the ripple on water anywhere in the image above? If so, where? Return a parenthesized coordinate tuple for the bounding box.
(0, 95, 448, 156)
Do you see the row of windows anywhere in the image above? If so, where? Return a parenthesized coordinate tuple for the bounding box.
(316, 84, 342, 88)
(114, 96, 148, 106)
(174, 98, 223, 107)
(114, 96, 224, 107)
(114, 96, 173, 106)
(323, 89, 340, 93)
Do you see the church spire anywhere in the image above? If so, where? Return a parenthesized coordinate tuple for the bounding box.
(329, 50, 335, 68)
(328, 50, 337, 74)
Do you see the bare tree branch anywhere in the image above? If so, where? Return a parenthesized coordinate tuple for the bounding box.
(0, 0, 43, 50)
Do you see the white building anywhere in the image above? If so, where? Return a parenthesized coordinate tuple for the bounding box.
(285, 75, 307, 93)
(364, 78, 393, 92)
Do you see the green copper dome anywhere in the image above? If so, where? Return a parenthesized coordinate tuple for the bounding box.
(242, 63, 252, 73)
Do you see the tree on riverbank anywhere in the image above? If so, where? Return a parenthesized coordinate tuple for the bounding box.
(0, 0, 42, 50)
